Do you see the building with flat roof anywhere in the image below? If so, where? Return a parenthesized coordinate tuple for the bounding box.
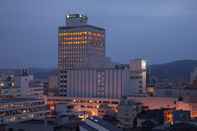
(116, 97, 142, 129)
(58, 59, 147, 98)
(57, 14, 147, 98)
(0, 98, 48, 124)
(15, 70, 34, 98)
(48, 74, 58, 96)
(0, 69, 46, 99)
(6, 119, 77, 131)
(80, 116, 122, 131)
(0, 75, 21, 98)
(66, 67, 129, 99)
(58, 14, 113, 97)
(29, 80, 45, 98)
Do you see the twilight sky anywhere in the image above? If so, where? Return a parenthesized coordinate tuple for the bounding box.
(0, 0, 197, 68)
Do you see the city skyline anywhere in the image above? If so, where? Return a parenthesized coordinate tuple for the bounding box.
(1, 1, 197, 129)
(1, 0, 197, 68)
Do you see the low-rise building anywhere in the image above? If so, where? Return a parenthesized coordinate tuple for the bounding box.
(15, 72, 34, 97)
(116, 97, 142, 129)
(29, 80, 45, 98)
(137, 109, 190, 128)
(48, 74, 58, 96)
(46, 96, 119, 118)
(191, 67, 197, 85)
(65, 59, 147, 99)
(0, 71, 35, 98)
(80, 116, 122, 131)
(46, 96, 195, 119)
(0, 98, 48, 124)
(6, 119, 77, 131)
(0, 75, 21, 98)
(0, 70, 46, 99)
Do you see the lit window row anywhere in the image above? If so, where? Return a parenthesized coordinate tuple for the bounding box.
(59, 32, 104, 37)
(63, 37, 87, 41)
(62, 41, 87, 44)
(59, 32, 88, 36)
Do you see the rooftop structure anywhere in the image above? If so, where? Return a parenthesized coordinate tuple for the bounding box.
(66, 14, 88, 27)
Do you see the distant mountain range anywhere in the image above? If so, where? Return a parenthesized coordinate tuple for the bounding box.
(150, 60, 197, 82)
(0, 60, 197, 82)
(0, 68, 56, 80)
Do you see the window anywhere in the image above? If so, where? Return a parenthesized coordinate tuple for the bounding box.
(18, 129, 25, 131)
(8, 128, 13, 131)
(139, 90, 143, 94)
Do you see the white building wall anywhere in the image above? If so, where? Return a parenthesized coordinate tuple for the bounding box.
(67, 68, 130, 99)
(29, 81, 45, 98)
(126, 59, 147, 96)
(66, 59, 147, 99)
(15, 75, 34, 97)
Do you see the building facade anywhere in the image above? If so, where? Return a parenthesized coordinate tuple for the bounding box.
(116, 97, 142, 129)
(48, 74, 58, 96)
(57, 14, 147, 98)
(58, 14, 113, 96)
(191, 67, 197, 87)
(0, 75, 21, 98)
(80, 116, 121, 131)
(29, 80, 45, 98)
(0, 98, 48, 124)
(127, 59, 147, 96)
(66, 68, 129, 99)
(0, 70, 46, 99)
(66, 59, 147, 98)
(15, 73, 34, 97)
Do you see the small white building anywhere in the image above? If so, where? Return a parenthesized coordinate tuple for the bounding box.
(126, 59, 147, 96)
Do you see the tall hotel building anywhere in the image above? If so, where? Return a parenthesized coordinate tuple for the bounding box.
(58, 14, 111, 96)
(58, 14, 147, 98)
(58, 14, 109, 70)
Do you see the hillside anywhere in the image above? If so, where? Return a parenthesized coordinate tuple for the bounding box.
(150, 60, 197, 82)
(1, 60, 197, 82)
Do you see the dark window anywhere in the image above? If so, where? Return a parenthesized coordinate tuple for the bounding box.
(8, 128, 13, 131)
(139, 90, 143, 94)
(18, 129, 25, 131)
